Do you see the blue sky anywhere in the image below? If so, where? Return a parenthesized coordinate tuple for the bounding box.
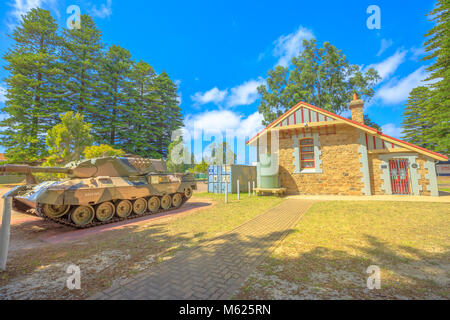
(0, 0, 437, 161)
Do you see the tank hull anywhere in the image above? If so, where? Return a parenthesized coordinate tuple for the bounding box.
(11, 174, 197, 228)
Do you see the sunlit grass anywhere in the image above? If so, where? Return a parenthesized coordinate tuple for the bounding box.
(237, 201, 450, 299)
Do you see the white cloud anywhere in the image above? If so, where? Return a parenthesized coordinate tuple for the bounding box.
(191, 87, 227, 106)
(191, 77, 265, 108)
(183, 110, 264, 140)
(375, 66, 429, 105)
(273, 26, 314, 67)
(6, 0, 58, 29)
(377, 38, 393, 56)
(366, 49, 407, 82)
(10, 0, 43, 20)
(89, 0, 112, 19)
(381, 123, 403, 139)
(226, 77, 265, 107)
(0, 85, 6, 103)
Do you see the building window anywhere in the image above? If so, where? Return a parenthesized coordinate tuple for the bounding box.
(299, 138, 315, 169)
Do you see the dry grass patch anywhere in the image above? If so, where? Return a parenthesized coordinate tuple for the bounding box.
(236, 201, 450, 300)
(0, 193, 283, 299)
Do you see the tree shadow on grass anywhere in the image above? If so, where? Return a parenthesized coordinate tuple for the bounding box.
(2, 213, 449, 300)
(236, 233, 449, 300)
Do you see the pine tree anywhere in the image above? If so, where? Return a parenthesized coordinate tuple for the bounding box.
(60, 14, 103, 116)
(422, 0, 449, 155)
(402, 86, 433, 149)
(1, 8, 63, 162)
(95, 45, 132, 146)
(125, 61, 160, 157)
(153, 71, 183, 158)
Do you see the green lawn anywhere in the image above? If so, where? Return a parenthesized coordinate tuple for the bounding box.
(0, 192, 283, 299)
(237, 201, 450, 300)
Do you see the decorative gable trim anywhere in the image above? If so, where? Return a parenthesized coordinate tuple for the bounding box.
(247, 101, 448, 162)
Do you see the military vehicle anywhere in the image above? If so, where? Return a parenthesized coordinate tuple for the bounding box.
(0, 157, 196, 228)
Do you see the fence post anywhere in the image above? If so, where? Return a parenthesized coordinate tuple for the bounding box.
(0, 196, 12, 271)
(225, 182, 228, 203)
(253, 181, 256, 196)
(248, 181, 251, 196)
(237, 179, 240, 200)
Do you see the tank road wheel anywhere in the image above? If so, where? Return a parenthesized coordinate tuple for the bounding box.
(147, 196, 160, 213)
(160, 195, 171, 210)
(172, 193, 183, 208)
(184, 187, 193, 199)
(70, 205, 95, 226)
(116, 200, 132, 218)
(95, 202, 115, 222)
(133, 198, 147, 215)
(42, 204, 71, 218)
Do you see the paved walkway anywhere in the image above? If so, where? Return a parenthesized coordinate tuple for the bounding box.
(89, 200, 314, 300)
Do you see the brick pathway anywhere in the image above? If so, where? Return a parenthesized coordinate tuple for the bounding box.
(88, 200, 314, 300)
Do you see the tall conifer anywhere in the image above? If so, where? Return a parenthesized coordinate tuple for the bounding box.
(1, 8, 62, 162)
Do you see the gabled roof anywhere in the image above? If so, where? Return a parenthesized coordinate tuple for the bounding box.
(246, 101, 448, 161)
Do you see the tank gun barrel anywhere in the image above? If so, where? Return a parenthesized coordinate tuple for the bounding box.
(0, 164, 72, 175)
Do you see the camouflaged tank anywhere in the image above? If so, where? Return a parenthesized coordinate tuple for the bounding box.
(0, 157, 197, 228)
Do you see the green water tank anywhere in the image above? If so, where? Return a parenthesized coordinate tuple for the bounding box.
(257, 153, 279, 188)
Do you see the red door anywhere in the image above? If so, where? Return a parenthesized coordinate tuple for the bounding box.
(389, 159, 410, 195)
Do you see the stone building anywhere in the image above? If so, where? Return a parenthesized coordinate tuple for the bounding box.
(247, 95, 447, 196)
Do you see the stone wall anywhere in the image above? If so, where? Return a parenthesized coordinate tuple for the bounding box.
(278, 126, 365, 195)
(368, 154, 383, 195)
(277, 124, 437, 196)
(417, 155, 431, 196)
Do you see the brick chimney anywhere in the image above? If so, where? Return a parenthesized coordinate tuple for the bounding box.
(349, 93, 364, 124)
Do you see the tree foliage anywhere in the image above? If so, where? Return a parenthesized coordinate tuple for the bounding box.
(45, 112, 93, 166)
(1, 8, 183, 162)
(60, 14, 102, 115)
(95, 45, 133, 146)
(1, 8, 63, 162)
(402, 87, 434, 150)
(83, 144, 124, 159)
(193, 160, 209, 173)
(420, 0, 449, 154)
(166, 137, 187, 173)
(258, 39, 380, 125)
(153, 71, 183, 157)
(401, 1, 449, 155)
(363, 115, 381, 131)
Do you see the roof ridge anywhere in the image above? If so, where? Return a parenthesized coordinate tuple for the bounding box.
(246, 101, 448, 161)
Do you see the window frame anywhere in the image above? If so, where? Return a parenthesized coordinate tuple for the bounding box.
(299, 138, 315, 169)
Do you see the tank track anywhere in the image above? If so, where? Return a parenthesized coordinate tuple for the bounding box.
(16, 194, 190, 229)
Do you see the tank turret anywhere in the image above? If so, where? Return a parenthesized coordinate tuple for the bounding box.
(63, 156, 168, 177)
(0, 156, 168, 180)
